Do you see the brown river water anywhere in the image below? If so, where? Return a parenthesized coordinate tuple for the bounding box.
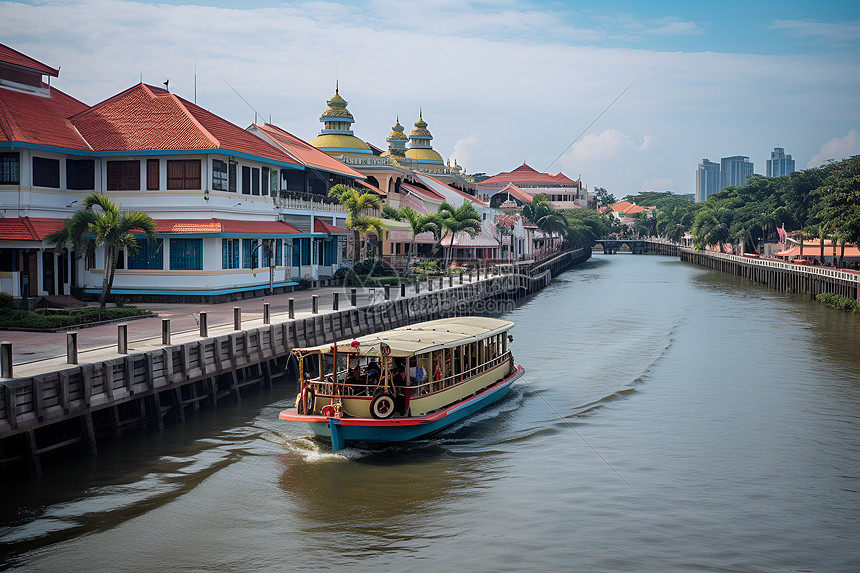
(1, 254, 858, 572)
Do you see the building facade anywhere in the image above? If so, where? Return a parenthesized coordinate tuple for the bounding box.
(696, 158, 721, 202)
(720, 155, 754, 190)
(766, 147, 795, 177)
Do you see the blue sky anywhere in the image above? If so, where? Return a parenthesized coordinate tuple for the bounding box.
(3, 0, 859, 196)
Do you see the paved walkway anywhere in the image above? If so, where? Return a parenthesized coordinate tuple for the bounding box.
(1, 276, 482, 379)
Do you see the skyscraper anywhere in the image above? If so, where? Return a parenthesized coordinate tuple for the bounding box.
(766, 147, 795, 177)
(696, 159, 721, 202)
(720, 156, 754, 189)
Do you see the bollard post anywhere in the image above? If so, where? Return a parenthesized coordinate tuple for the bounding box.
(428, 277, 433, 291)
(400, 283, 406, 298)
(117, 324, 128, 354)
(384, 285, 390, 300)
(1, 342, 12, 379)
(67, 332, 78, 365)
(199, 312, 208, 337)
(459, 272, 463, 285)
(439, 277, 443, 290)
(288, 298, 295, 319)
(233, 307, 242, 330)
(312, 295, 319, 314)
(263, 303, 270, 324)
(333, 292, 339, 311)
(162, 319, 171, 345)
(469, 269, 473, 282)
(351, 288, 357, 306)
(449, 275, 453, 288)
(415, 279, 420, 294)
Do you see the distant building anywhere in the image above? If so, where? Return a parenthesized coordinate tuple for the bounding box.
(766, 147, 795, 177)
(476, 162, 588, 209)
(696, 159, 721, 202)
(720, 155, 754, 190)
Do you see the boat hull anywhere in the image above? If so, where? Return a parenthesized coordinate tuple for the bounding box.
(280, 365, 524, 450)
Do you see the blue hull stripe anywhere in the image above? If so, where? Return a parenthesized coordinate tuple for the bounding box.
(308, 367, 523, 446)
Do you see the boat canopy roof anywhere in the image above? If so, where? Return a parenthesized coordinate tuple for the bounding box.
(295, 317, 514, 358)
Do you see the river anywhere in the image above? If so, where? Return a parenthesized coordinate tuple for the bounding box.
(1, 254, 858, 572)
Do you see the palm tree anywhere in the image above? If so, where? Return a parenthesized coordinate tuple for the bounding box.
(691, 207, 731, 252)
(438, 201, 482, 269)
(46, 192, 155, 308)
(398, 206, 441, 272)
(522, 195, 570, 246)
(328, 184, 384, 262)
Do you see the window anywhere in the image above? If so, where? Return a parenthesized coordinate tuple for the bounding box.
(222, 238, 240, 269)
(252, 167, 260, 195)
(146, 159, 159, 191)
(167, 160, 201, 190)
(169, 238, 202, 270)
(242, 239, 258, 269)
(241, 166, 251, 195)
(129, 237, 164, 269)
(262, 167, 270, 196)
(0, 152, 20, 184)
(107, 160, 140, 190)
(67, 159, 94, 190)
(275, 239, 282, 266)
(298, 238, 311, 266)
(33, 157, 60, 188)
(291, 241, 301, 267)
(213, 160, 228, 191)
(229, 162, 237, 193)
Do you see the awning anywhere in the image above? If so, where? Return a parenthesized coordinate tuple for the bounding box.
(140, 218, 304, 238)
(441, 229, 500, 248)
(314, 219, 350, 235)
(0, 217, 65, 242)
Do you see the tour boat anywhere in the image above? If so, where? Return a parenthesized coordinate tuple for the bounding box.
(279, 317, 523, 451)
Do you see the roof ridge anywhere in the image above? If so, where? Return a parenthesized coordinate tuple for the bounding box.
(166, 92, 220, 148)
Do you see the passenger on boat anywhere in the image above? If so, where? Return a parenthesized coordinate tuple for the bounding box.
(367, 360, 381, 384)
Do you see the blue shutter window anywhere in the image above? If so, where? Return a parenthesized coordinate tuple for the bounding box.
(169, 239, 202, 270)
(243, 239, 257, 269)
(129, 238, 164, 270)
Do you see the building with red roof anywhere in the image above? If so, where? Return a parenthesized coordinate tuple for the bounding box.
(477, 162, 588, 210)
(0, 43, 356, 302)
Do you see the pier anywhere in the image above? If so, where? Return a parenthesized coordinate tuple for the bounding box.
(681, 248, 859, 300)
(0, 249, 589, 474)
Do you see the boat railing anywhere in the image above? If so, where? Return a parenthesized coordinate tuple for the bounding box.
(305, 350, 513, 399)
(412, 350, 513, 396)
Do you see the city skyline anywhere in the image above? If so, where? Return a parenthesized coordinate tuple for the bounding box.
(2, 0, 858, 197)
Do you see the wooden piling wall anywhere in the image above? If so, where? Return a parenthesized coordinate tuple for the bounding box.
(680, 248, 859, 301)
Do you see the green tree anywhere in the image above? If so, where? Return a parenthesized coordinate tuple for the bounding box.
(691, 207, 732, 252)
(814, 156, 860, 263)
(46, 192, 155, 308)
(591, 187, 616, 209)
(523, 194, 570, 244)
(398, 206, 441, 272)
(328, 184, 385, 262)
(438, 201, 482, 268)
(382, 204, 402, 221)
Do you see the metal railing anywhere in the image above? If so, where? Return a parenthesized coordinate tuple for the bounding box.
(682, 248, 860, 283)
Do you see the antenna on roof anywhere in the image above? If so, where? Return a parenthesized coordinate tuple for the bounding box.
(194, 55, 197, 105)
(164, 79, 170, 92)
(222, 77, 264, 126)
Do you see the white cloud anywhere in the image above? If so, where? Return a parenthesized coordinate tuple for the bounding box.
(769, 20, 860, 45)
(640, 177, 674, 191)
(449, 134, 481, 170)
(807, 130, 860, 168)
(648, 19, 702, 36)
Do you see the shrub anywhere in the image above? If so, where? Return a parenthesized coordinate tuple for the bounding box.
(0, 292, 14, 309)
(816, 293, 860, 313)
(0, 306, 151, 329)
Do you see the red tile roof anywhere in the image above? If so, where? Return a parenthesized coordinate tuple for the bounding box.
(151, 219, 301, 235)
(314, 219, 350, 235)
(495, 214, 520, 226)
(414, 172, 489, 207)
(401, 182, 445, 201)
(0, 43, 59, 76)
(69, 84, 299, 166)
(477, 162, 581, 190)
(0, 83, 91, 149)
(0, 217, 65, 241)
(495, 182, 533, 204)
(253, 123, 365, 179)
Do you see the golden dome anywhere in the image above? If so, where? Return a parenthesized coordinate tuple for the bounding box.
(309, 133, 372, 155)
(405, 147, 444, 163)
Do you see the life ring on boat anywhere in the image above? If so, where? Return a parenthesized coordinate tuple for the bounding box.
(298, 386, 315, 415)
(370, 392, 396, 419)
(320, 404, 336, 417)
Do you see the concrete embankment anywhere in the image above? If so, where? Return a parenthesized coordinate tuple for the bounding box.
(0, 248, 590, 474)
